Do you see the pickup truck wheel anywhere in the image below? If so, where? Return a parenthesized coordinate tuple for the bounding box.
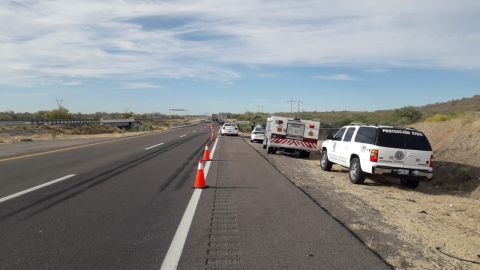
(262, 140, 267, 149)
(320, 150, 332, 171)
(349, 157, 366, 184)
(267, 146, 275, 154)
(400, 178, 419, 189)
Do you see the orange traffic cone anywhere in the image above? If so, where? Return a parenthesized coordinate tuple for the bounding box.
(203, 144, 211, 161)
(193, 159, 207, 189)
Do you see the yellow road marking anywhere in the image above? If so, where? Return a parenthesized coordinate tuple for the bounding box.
(0, 129, 171, 163)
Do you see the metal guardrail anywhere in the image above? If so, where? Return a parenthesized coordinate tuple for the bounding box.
(0, 120, 30, 126)
(28, 119, 100, 125)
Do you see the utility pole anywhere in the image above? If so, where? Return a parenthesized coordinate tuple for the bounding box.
(297, 100, 303, 113)
(287, 99, 303, 114)
(56, 98, 64, 109)
(287, 99, 295, 114)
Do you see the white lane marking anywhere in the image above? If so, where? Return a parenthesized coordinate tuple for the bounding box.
(0, 174, 76, 204)
(160, 135, 219, 270)
(145, 143, 164, 151)
(179, 134, 186, 138)
(191, 130, 196, 133)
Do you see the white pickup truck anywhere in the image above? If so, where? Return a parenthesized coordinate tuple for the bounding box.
(320, 124, 433, 188)
(263, 116, 320, 158)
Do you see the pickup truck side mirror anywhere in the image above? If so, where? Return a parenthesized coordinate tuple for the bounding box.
(326, 134, 334, 140)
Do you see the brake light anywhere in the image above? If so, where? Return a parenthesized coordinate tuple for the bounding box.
(370, 149, 379, 162)
(429, 155, 434, 168)
(309, 124, 315, 128)
(277, 127, 283, 132)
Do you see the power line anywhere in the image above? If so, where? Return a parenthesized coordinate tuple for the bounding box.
(55, 98, 64, 108)
(256, 105, 264, 113)
(287, 99, 303, 114)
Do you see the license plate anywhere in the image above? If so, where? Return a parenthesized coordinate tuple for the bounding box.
(286, 122, 304, 140)
(397, 169, 409, 175)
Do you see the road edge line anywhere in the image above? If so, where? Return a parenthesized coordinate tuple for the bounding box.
(240, 136, 394, 269)
(0, 123, 204, 163)
(160, 130, 219, 270)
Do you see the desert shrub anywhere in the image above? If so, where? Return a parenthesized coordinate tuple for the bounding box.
(426, 114, 450, 122)
(139, 124, 153, 131)
(42, 106, 73, 120)
(393, 106, 423, 124)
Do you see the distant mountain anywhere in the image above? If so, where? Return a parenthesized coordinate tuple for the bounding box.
(273, 95, 480, 127)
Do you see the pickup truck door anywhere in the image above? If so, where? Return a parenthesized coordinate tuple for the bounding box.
(340, 127, 356, 166)
(330, 127, 346, 164)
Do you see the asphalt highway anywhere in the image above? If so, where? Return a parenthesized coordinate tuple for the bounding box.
(0, 124, 390, 269)
(0, 123, 213, 269)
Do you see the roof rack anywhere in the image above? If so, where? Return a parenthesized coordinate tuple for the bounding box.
(349, 122, 382, 127)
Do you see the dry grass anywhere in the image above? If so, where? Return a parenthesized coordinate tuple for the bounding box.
(244, 116, 480, 269)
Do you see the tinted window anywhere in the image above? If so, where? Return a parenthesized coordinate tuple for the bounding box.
(406, 132, 432, 151)
(376, 129, 432, 151)
(355, 127, 377, 144)
(333, 127, 346, 140)
(343, 127, 355, 142)
(376, 129, 406, 148)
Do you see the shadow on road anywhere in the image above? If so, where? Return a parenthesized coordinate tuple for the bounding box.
(1, 134, 206, 220)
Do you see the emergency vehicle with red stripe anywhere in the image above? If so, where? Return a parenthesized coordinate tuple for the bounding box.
(263, 116, 320, 158)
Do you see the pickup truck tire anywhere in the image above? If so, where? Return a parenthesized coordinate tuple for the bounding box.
(349, 157, 366, 184)
(262, 139, 267, 149)
(320, 150, 332, 171)
(400, 178, 420, 189)
(267, 146, 275, 154)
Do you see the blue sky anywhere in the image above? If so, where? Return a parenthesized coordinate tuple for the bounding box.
(1, 0, 479, 114)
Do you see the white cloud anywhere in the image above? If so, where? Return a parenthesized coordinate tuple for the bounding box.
(257, 73, 279, 78)
(0, 0, 479, 87)
(314, 74, 356, 81)
(63, 81, 82, 86)
(122, 82, 163, 89)
(365, 68, 389, 73)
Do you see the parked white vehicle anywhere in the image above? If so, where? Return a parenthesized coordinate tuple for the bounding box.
(263, 116, 320, 158)
(250, 126, 265, 143)
(221, 123, 238, 136)
(320, 124, 433, 188)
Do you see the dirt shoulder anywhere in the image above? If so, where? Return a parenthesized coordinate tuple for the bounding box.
(242, 133, 480, 269)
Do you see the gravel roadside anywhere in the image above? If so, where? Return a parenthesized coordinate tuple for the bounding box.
(242, 135, 480, 270)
